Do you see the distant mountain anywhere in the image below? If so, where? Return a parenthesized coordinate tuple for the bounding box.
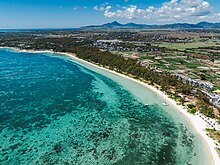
(196, 21, 220, 28)
(81, 21, 145, 29)
(81, 21, 220, 29)
(102, 21, 122, 27)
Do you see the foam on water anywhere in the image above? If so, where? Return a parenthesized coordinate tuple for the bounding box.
(0, 48, 211, 165)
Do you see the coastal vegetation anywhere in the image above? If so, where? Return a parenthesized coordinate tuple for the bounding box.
(60, 46, 218, 120)
(187, 104, 197, 114)
(206, 128, 220, 150)
(0, 30, 219, 120)
(206, 128, 220, 158)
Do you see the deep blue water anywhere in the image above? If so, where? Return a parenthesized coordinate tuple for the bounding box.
(0, 48, 199, 164)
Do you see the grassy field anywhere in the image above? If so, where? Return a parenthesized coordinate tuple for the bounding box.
(111, 48, 220, 87)
(153, 41, 220, 50)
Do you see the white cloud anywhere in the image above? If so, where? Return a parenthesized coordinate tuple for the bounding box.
(94, 5, 99, 11)
(94, 2, 110, 11)
(95, 0, 219, 23)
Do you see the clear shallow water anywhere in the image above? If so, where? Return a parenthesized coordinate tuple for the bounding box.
(0, 48, 210, 165)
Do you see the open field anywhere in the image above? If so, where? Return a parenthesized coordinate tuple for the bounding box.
(153, 41, 220, 50)
(111, 49, 220, 87)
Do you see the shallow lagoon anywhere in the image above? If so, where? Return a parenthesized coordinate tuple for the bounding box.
(0, 48, 211, 164)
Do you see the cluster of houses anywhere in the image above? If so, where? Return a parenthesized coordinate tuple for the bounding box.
(205, 92, 220, 108)
(140, 60, 163, 73)
(139, 62, 219, 107)
(174, 74, 214, 90)
(93, 40, 162, 52)
(174, 74, 220, 107)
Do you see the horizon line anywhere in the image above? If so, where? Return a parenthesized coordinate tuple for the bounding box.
(1, 21, 219, 30)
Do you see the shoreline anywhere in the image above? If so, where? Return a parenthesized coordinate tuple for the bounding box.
(1, 47, 219, 164)
(60, 52, 220, 165)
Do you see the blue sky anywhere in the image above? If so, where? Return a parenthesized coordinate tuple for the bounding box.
(0, 0, 220, 28)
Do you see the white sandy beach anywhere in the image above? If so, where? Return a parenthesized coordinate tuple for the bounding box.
(1, 47, 219, 164)
(60, 51, 220, 165)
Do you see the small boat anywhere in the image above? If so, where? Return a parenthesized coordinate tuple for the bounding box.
(144, 104, 149, 106)
(163, 97, 169, 106)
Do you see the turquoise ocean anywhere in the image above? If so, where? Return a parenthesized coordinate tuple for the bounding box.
(0, 48, 211, 165)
